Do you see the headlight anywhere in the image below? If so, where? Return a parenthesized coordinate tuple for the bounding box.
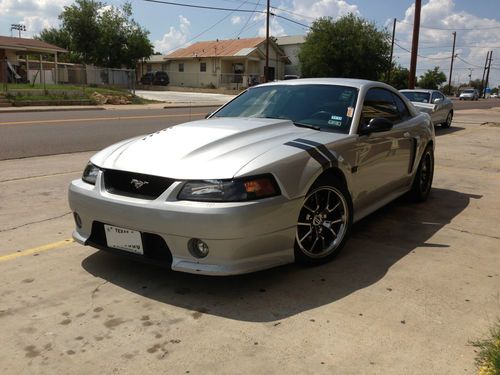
(178, 174, 280, 202)
(82, 162, 100, 185)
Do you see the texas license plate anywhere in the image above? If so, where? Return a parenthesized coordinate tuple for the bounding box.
(104, 224, 143, 255)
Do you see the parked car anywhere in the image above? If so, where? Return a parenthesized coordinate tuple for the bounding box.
(400, 89, 454, 128)
(459, 88, 479, 100)
(69, 78, 434, 275)
(490, 93, 499, 99)
(140, 71, 169, 86)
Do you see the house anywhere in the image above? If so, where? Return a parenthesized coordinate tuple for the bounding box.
(0, 35, 66, 84)
(137, 54, 169, 78)
(275, 35, 305, 77)
(144, 37, 289, 89)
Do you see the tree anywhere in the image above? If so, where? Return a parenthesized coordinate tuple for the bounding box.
(386, 64, 410, 89)
(417, 67, 447, 89)
(38, 0, 153, 68)
(298, 14, 390, 80)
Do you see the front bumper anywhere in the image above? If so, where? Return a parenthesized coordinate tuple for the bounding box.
(68, 174, 301, 275)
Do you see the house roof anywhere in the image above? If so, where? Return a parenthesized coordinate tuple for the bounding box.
(0, 36, 67, 53)
(165, 37, 266, 59)
(275, 35, 305, 46)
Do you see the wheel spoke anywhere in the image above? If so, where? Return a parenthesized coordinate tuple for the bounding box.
(299, 228, 312, 243)
(298, 222, 311, 227)
(330, 218, 343, 225)
(310, 236, 319, 252)
(327, 226, 337, 238)
(327, 202, 340, 213)
(303, 204, 315, 213)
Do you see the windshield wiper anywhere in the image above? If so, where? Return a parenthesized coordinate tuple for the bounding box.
(293, 121, 321, 131)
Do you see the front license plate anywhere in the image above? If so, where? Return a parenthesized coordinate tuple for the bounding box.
(104, 224, 143, 255)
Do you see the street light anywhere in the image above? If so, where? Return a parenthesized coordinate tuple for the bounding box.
(10, 24, 26, 37)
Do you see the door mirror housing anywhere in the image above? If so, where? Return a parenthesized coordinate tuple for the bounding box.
(359, 117, 393, 135)
(433, 98, 443, 104)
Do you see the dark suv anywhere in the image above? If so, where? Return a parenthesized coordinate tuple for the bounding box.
(140, 71, 169, 86)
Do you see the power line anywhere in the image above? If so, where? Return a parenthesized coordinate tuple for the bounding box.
(394, 41, 452, 60)
(397, 20, 500, 31)
(143, 0, 264, 13)
(273, 14, 310, 29)
(160, 0, 253, 55)
(455, 55, 486, 68)
(236, 0, 261, 37)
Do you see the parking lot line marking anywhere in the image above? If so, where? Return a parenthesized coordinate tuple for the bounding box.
(0, 113, 207, 126)
(0, 239, 74, 263)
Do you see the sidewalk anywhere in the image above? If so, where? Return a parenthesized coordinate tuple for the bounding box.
(0, 88, 236, 113)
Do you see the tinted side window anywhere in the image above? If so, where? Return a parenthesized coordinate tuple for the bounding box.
(431, 91, 444, 102)
(361, 88, 400, 126)
(392, 93, 411, 121)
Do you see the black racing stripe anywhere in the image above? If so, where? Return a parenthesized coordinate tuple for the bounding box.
(284, 141, 330, 169)
(294, 138, 338, 165)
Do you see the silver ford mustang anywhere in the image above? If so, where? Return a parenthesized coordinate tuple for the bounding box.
(69, 78, 435, 275)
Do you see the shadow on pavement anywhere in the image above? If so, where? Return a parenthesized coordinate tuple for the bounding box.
(81, 188, 481, 322)
(435, 125, 465, 135)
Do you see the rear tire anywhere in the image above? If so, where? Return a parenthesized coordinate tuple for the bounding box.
(409, 145, 434, 202)
(441, 111, 453, 128)
(294, 180, 352, 265)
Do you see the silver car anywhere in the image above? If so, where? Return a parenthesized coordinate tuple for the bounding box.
(400, 89, 454, 128)
(69, 79, 435, 275)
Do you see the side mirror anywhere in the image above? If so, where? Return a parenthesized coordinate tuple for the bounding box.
(433, 98, 443, 104)
(359, 117, 393, 135)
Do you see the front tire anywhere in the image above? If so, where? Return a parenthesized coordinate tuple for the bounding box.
(294, 182, 352, 265)
(441, 111, 453, 128)
(409, 145, 434, 202)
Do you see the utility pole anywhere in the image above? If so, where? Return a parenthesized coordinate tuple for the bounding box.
(408, 0, 421, 89)
(467, 68, 473, 85)
(447, 31, 456, 95)
(484, 51, 493, 98)
(480, 50, 491, 98)
(265, 0, 270, 82)
(387, 18, 396, 83)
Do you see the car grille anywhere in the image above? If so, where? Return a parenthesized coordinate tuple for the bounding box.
(103, 169, 175, 200)
(88, 221, 173, 264)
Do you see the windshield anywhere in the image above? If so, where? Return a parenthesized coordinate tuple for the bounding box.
(401, 91, 430, 103)
(463, 89, 475, 94)
(213, 84, 358, 133)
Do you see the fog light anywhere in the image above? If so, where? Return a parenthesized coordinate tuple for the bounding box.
(188, 238, 209, 258)
(73, 212, 82, 228)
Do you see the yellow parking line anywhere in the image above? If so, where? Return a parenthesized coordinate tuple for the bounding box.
(0, 113, 207, 126)
(0, 238, 74, 263)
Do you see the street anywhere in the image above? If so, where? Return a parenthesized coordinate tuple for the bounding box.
(0, 107, 218, 160)
(0, 105, 499, 374)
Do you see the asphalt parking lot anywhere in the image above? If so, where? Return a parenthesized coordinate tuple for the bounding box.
(0, 108, 499, 374)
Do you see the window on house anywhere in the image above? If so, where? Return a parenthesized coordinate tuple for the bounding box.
(200, 62, 206, 72)
(146, 64, 152, 72)
(179, 63, 184, 72)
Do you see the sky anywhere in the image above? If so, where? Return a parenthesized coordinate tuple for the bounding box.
(1, 0, 499, 87)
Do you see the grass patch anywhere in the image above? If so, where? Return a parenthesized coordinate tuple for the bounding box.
(3, 83, 157, 105)
(471, 320, 500, 375)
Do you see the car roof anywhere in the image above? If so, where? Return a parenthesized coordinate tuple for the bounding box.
(258, 77, 390, 90)
(400, 89, 436, 93)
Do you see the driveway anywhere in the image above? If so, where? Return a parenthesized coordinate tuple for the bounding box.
(0, 108, 498, 374)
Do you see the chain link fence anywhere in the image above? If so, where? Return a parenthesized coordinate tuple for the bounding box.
(1, 60, 136, 92)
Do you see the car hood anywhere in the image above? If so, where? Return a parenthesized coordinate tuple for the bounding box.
(91, 117, 318, 179)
